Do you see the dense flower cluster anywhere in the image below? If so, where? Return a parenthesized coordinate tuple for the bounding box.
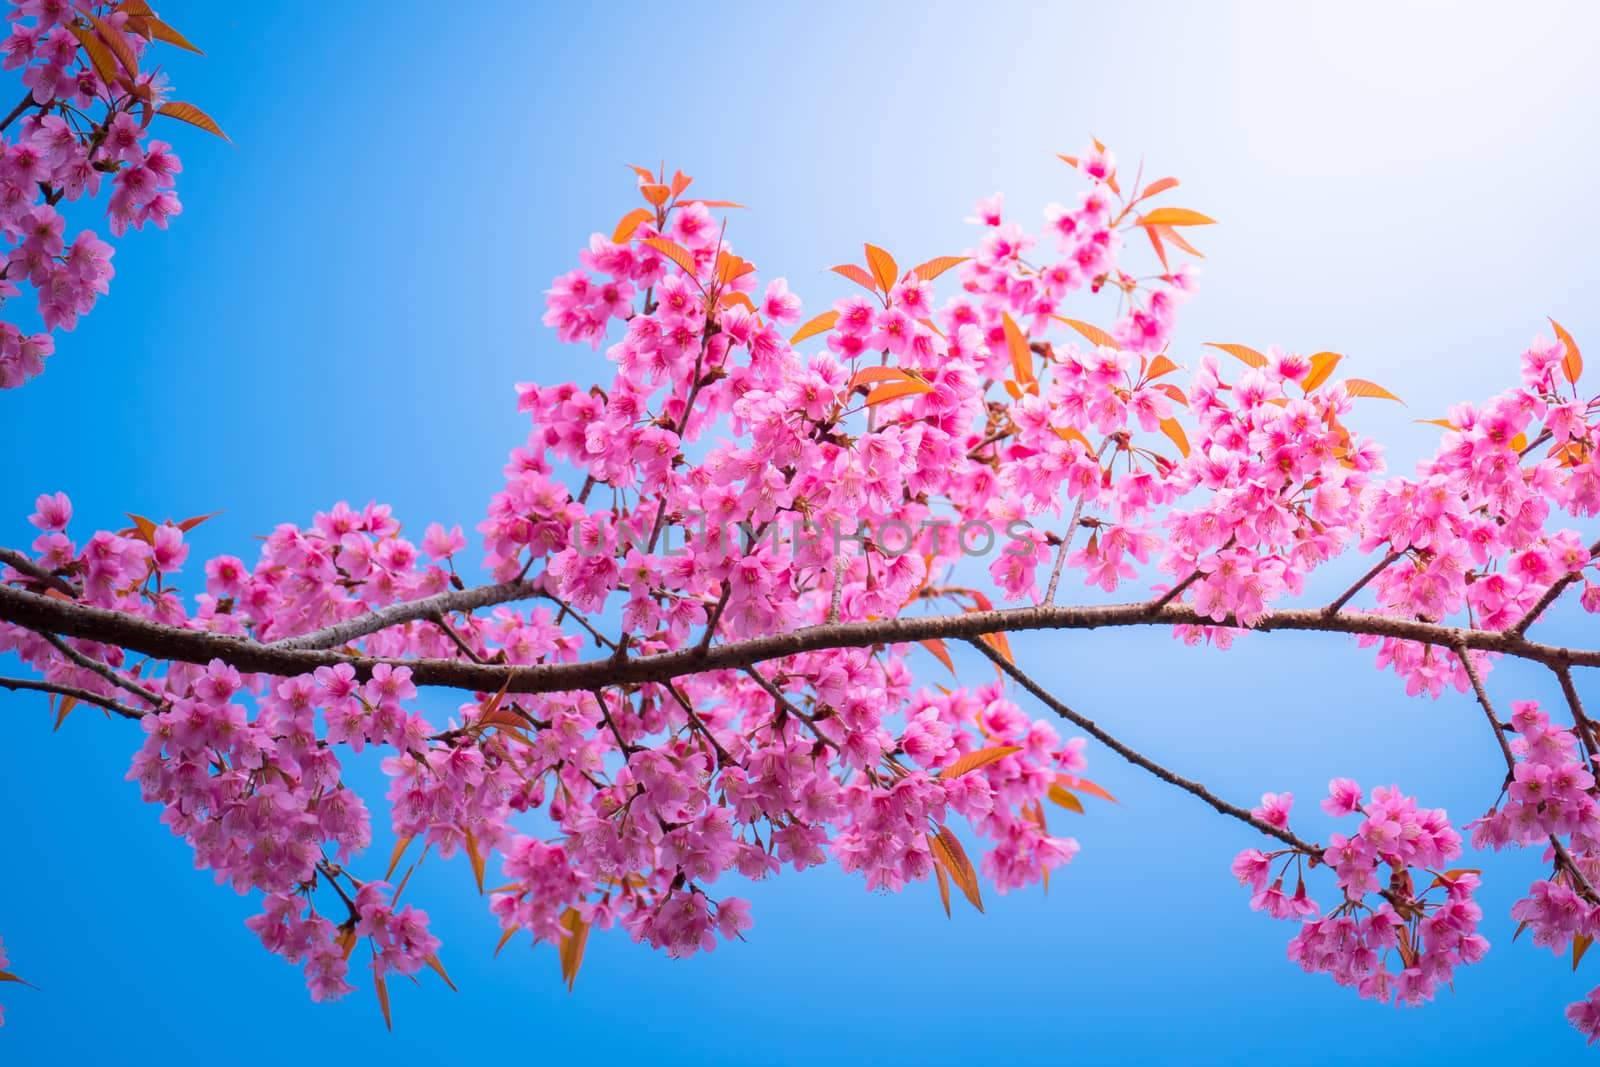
(1, 124, 1598, 1041)
(0, 1, 217, 388)
(1234, 782, 1485, 1006)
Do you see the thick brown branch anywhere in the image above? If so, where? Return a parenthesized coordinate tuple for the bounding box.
(270, 580, 542, 650)
(964, 638, 1321, 854)
(1, 582, 1596, 699)
(0, 547, 80, 598)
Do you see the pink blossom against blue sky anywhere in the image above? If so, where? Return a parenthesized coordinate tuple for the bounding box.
(2, 1, 1598, 1061)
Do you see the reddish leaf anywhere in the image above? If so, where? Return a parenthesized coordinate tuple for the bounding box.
(384, 835, 414, 881)
(909, 255, 969, 282)
(790, 309, 839, 345)
(1051, 316, 1117, 349)
(1137, 176, 1180, 201)
(1001, 312, 1034, 387)
(1159, 417, 1191, 458)
(1055, 426, 1093, 451)
(864, 244, 898, 292)
(423, 953, 458, 992)
(86, 12, 138, 76)
(1551, 317, 1583, 385)
(156, 101, 230, 142)
(1055, 154, 1079, 168)
(1047, 784, 1085, 813)
(1302, 351, 1343, 392)
(557, 907, 590, 992)
(1343, 378, 1404, 403)
(929, 827, 983, 913)
(919, 638, 956, 675)
(931, 844, 952, 917)
(494, 925, 519, 958)
(679, 199, 747, 209)
(641, 237, 699, 278)
(1137, 207, 1214, 227)
(1145, 354, 1180, 381)
(463, 829, 486, 894)
(1057, 774, 1117, 803)
(1577, 933, 1593, 972)
(373, 971, 392, 1031)
(69, 24, 119, 87)
(612, 207, 653, 244)
(940, 745, 1022, 779)
(1204, 342, 1267, 369)
(864, 379, 933, 406)
(850, 365, 916, 389)
(830, 263, 878, 293)
(142, 15, 203, 54)
(1156, 224, 1205, 258)
(669, 169, 692, 197)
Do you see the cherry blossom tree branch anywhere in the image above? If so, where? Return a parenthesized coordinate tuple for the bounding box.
(3, 581, 1597, 699)
(38, 631, 165, 710)
(1509, 537, 1600, 636)
(0, 547, 79, 598)
(1322, 549, 1402, 616)
(267, 579, 542, 650)
(0, 675, 144, 720)
(963, 637, 1322, 855)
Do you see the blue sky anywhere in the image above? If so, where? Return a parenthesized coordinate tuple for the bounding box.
(2, 2, 1599, 1062)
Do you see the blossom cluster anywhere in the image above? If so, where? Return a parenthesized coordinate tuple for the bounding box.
(1235, 782, 1485, 1007)
(0, 0, 214, 388)
(0, 131, 1597, 1042)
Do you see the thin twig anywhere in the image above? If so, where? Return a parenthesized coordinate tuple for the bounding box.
(40, 631, 165, 709)
(0, 675, 145, 720)
(1323, 549, 1401, 616)
(1509, 537, 1600, 636)
(965, 638, 1321, 855)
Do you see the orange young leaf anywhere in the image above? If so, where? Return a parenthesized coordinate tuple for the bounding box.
(1055, 426, 1093, 451)
(1343, 378, 1404, 404)
(1057, 774, 1117, 803)
(124, 513, 157, 544)
(1047, 784, 1085, 814)
(612, 207, 653, 244)
(919, 638, 956, 675)
(718, 291, 756, 313)
(679, 199, 747, 209)
(52, 694, 76, 731)
(156, 102, 230, 142)
(1001, 312, 1034, 386)
(790, 309, 839, 345)
(1302, 351, 1344, 392)
(1551, 317, 1583, 385)
(1136, 207, 1215, 227)
(1159, 417, 1191, 458)
(1145, 224, 1170, 274)
(669, 169, 692, 197)
(1055, 154, 1079, 168)
(931, 845, 953, 918)
(558, 907, 590, 992)
(1205, 342, 1267, 369)
(940, 745, 1023, 779)
(1156, 382, 1189, 407)
(86, 12, 138, 76)
(464, 829, 486, 893)
(639, 183, 671, 206)
(1137, 176, 1180, 201)
(494, 925, 519, 958)
(373, 972, 392, 1031)
(978, 629, 1014, 668)
(830, 263, 878, 293)
(1577, 933, 1594, 972)
(141, 15, 203, 54)
(851, 365, 914, 387)
(177, 510, 222, 532)
(1156, 224, 1205, 258)
(423, 953, 458, 992)
(864, 379, 934, 406)
(384, 835, 415, 881)
(1051, 316, 1117, 349)
(0, 970, 37, 989)
(864, 244, 898, 292)
(1145, 354, 1180, 380)
(68, 24, 119, 86)
(640, 237, 699, 278)
(930, 827, 983, 913)
(909, 255, 969, 282)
